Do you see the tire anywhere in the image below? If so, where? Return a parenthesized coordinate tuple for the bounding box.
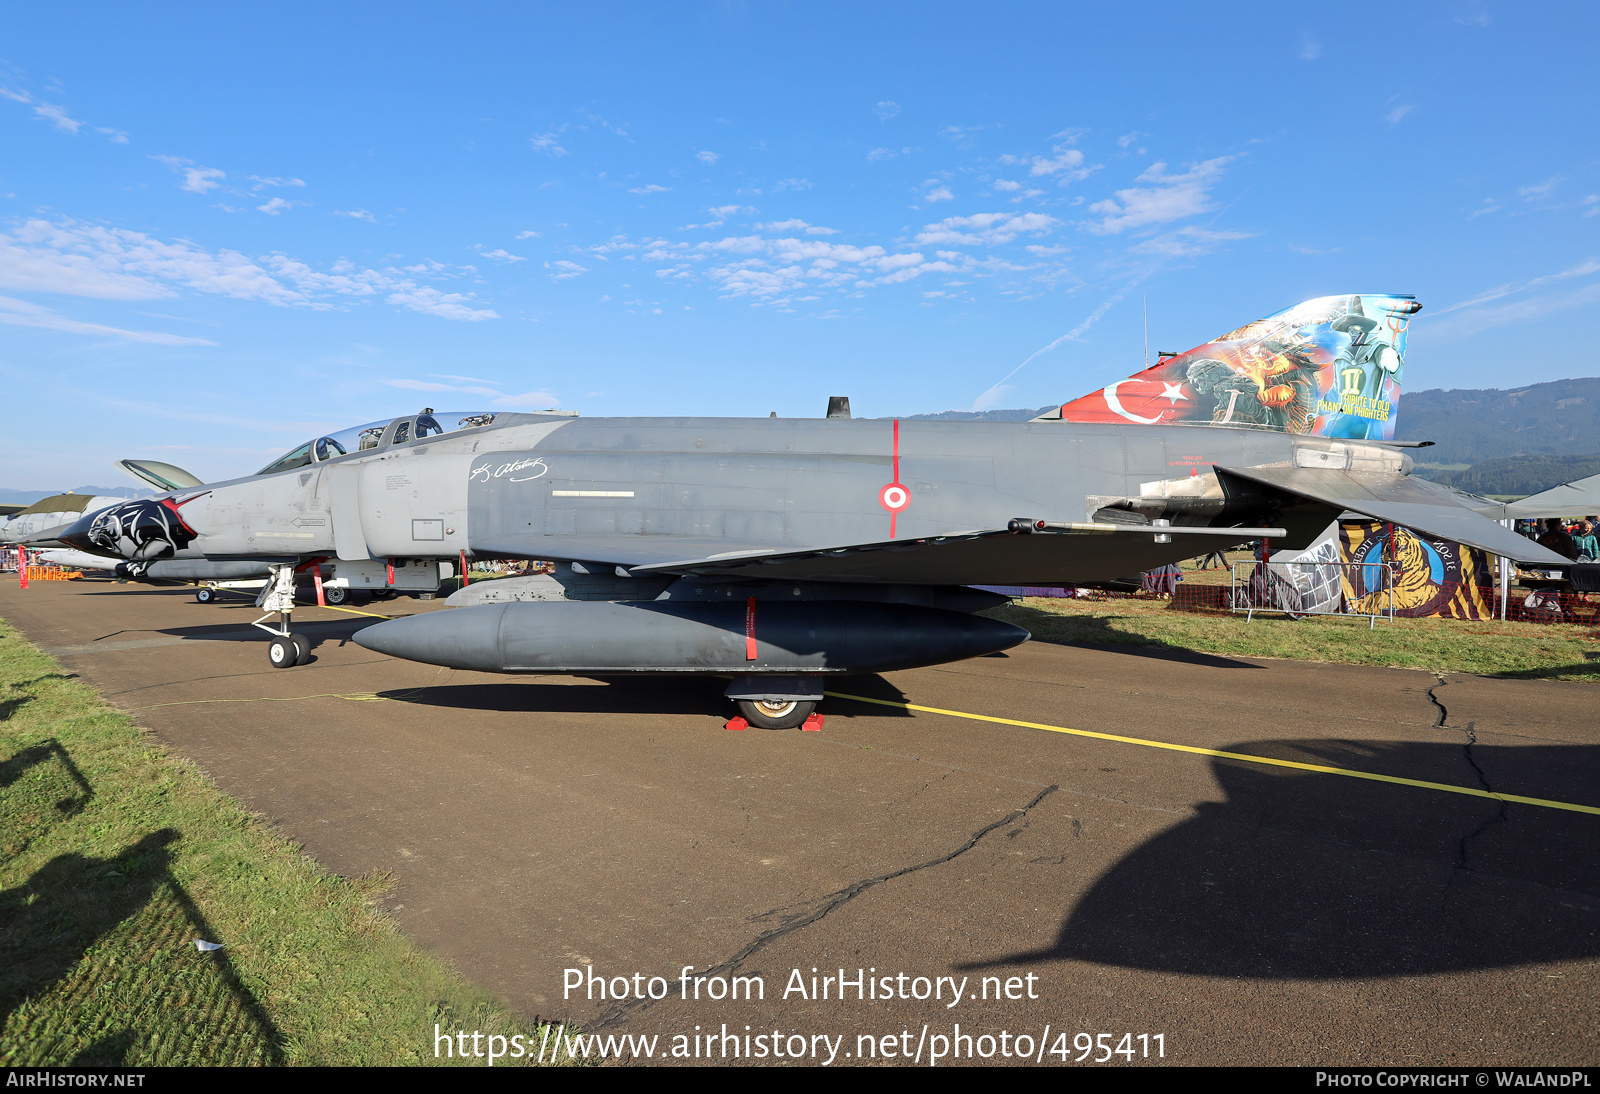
(324, 586, 348, 606)
(195, 587, 215, 603)
(371, 590, 397, 601)
(267, 636, 298, 668)
(290, 633, 312, 665)
(737, 698, 817, 730)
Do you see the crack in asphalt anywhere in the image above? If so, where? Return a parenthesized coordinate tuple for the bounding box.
(1431, 673, 1511, 879)
(588, 783, 1060, 1031)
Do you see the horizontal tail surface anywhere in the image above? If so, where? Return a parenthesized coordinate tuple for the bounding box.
(1040, 294, 1422, 440)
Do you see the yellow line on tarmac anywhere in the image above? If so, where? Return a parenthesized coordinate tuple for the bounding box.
(315, 604, 395, 621)
(824, 691, 1600, 818)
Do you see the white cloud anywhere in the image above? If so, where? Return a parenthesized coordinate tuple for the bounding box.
(1584, 196, 1599, 218)
(530, 133, 568, 156)
(151, 155, 226, 194)
(998, 133, 1096, 181)
(629, 183, 671, 194)
(1428, 279, 1600, 342)
(494, 390, 564, 409)
(386, 376, 560, 409)
(1300, 39, 1322, 61)
(1085, 157, 1232, 234)
(1385, 103, 1414, 125)
(0, 88, 83, 133)
(1467, 199, 1501, 220)
(1430, 258, 1600, 319)
(1028, 146, 1085, 178)
(756, 219, 838, 235)
(923, 185, 954, 203)
(695, 150, 720, 164)
(1117, 132, 1139, 148)
(773, 178, 811, 191)
(709, 205, 755, 217)
(334, 209, 376, 222)
(384, 287, 498, 321)
(545, 259, 588, 279)
(515, 229, 542, 239)
(938, 124, 987, 144)
(1518, 176, 1562, 201)
(386, 378, 502, 397)
(914, 211, 1061, 246)
(1130, 226, 1254, 257)
(249, 176, 306, 190)
(475, 247, 526, 263)
(0, 217, 497, 320)
(874, 101, 901, 121)
(992, 179, 1022, 191)
(256, 197, 294, 215)
(0, 295, 217, 344)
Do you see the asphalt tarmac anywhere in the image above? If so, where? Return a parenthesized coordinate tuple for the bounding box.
(3, 577, 1597, 1067)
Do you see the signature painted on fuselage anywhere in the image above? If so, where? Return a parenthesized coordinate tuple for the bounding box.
(470, 456, 550, 484)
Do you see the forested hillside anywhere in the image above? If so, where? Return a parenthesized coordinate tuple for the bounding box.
(1396, 378, 1600, 465)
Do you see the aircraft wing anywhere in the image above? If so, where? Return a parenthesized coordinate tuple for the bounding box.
(1501, 472, 1600, 520)
(1216, 465, 1568, 565)
(474, 523, 1283, 585)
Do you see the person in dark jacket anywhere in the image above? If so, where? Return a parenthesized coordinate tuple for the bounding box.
(1538, 518, 1580, 561)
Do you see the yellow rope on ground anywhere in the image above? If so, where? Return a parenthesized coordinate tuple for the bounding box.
(825, 690, 1600, 818)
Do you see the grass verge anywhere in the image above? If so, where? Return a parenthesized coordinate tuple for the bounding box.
(0, 614, 577, 1066)
(986, 597, 1600, 682)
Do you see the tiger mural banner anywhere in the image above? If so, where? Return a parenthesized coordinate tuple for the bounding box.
(1339, 521, 1495, 620)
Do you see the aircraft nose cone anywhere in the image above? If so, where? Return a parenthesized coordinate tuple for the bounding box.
(353, 605, 507, 670)
(51, 512, 106, 555)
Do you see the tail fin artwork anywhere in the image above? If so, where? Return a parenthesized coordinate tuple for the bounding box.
(1035, 294, 1423, 440)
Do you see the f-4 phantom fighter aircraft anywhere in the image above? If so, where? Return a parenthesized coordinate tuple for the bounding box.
(50, 294, 1568, 728)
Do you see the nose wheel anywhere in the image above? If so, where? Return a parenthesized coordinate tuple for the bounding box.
(267, 633, 312, 668)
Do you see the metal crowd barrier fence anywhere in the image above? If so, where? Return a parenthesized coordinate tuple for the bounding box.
(1230, 559, 1397, 628)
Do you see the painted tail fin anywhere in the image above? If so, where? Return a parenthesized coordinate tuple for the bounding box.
(1036, 294, 1422, 439)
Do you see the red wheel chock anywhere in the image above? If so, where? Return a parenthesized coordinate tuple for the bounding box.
(801, 713, 825, 732)
(725, 716, 749, 731)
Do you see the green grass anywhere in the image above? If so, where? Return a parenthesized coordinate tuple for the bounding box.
(0, 615, 580, 1066)
(986, 597, 1600, 682)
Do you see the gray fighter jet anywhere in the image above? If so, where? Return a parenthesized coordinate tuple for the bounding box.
(47, 293, 1568, 727)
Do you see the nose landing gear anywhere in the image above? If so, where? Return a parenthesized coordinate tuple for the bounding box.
(254, 564, 312, 667)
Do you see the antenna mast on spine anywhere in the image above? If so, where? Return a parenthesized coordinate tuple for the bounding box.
(1143, 296, 1149, 370)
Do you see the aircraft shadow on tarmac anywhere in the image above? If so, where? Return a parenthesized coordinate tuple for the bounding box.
(967, 737, 1600, 979)
(0, 744, 284, 1064)
(377, 673, 914, 718)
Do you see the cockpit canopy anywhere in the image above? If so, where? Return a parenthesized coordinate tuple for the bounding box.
(257, 410, 498, 476)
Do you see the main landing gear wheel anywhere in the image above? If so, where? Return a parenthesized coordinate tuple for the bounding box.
(195, 586, 215, 603)
(737, 698, 817, 730)
(290, 633, 311, 665)
(324, 585, 348, 606)
(268, 635, 297, 668)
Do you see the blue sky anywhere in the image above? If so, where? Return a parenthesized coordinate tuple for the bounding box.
(2, 1, 1597, 487)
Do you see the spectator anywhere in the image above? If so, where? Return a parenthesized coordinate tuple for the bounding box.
(1141, 563, 1183, 597)
(1537, 517, 1580, 561)
(1572, 519, 1599, 563)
